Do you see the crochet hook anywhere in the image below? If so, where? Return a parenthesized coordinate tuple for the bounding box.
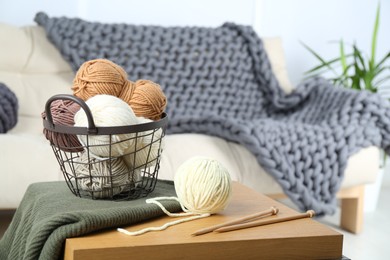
(214, 210, 315, 233)
(191, 206, 279, 236)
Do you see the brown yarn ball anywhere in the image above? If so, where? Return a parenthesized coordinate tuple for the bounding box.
(120, 79, 167, 120)
(72, 59, 167, 120)
(42, 100, 83, 152)
(72, 59, 128, 101)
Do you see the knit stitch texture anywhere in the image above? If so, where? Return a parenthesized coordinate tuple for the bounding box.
(0, 181, 180, 260)
(35, 12, 390, 215)
(0, 82, 18, 133)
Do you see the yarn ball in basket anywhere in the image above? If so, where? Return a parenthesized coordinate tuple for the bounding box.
(74, 94, 139, 158)
(120, 79, 167, 121)
(123, 117, 164, 169)
(72, 59, 167, 121)
(72, 59, 130, 100)
(174, 156, 232, 214)
(74, 151, 140, 199)
(41, 99, 83, 152)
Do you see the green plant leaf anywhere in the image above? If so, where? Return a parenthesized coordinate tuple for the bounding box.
(301, 3, 389, 93)
(372, 66, 388, 79)
(339, 64, 354, 87)
(301, 41, 338, 75)
(375, 51, 390, 69)
(350, 73, 361, 90)
(370, 4, 380, 71)
(340, 39, 347, 74)
(375, 75, 390, 86)
(372, 66, 390, 86)
(332, 73, 351, 88)
(304, 58, 340, 75)
(304, 54, 354, 76)
(353, 45, 367, 71)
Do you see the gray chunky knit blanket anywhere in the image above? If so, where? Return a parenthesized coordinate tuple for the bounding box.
(35, 12, 390, 215)
(0, 82, 18, 133)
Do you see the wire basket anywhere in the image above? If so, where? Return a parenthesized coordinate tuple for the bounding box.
(43, 94, 168, 200)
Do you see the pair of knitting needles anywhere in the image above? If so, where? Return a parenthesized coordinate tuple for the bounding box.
(192, 206, 315, 236)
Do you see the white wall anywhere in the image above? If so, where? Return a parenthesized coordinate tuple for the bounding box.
(0, 0, 388, 86)
(0, 0, 256, 27)
(259, 0, 390, 85)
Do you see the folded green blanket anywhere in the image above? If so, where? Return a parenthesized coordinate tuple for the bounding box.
(0, 181, 180, 260)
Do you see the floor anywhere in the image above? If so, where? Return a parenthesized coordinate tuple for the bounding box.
(281, 170, 390, 259)
(320, 174, 390, 259)
(1, 176, 389, 259)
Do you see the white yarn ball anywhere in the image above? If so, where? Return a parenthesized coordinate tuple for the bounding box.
(74, 94, 139, 158)
(174, 156, 232, 214)
(74, 151, 139, 198)
(123, 117, 164, 169)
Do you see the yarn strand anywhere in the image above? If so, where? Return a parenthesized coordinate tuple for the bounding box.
(145, 197, 194, 216)
(117, 196, 211, 236)
(117, 213, 210, 236)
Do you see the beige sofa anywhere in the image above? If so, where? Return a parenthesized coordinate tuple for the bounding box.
(0, 23, 380, 233)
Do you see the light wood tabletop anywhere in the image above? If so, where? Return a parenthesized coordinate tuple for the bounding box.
(64, 182, 343, 260)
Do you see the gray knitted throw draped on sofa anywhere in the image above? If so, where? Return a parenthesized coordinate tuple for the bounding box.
(35, 12, 390, 216)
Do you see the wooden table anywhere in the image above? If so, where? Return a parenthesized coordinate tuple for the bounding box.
(64, 182, 343, 260)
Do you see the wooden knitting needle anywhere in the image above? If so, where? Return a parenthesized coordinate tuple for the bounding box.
(191, 206, 279, 236)
(214, 210, 315, 233)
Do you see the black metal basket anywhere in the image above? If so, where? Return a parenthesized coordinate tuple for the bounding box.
(43, 94, 168, 200)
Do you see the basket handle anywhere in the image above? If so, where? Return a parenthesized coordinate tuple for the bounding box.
(44, 94, 98, 134)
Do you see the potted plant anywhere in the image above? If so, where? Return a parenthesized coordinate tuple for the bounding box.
(302, 4, 389, 211)
(302, 5, 389, 93)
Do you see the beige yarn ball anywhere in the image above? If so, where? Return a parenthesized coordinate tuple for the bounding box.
(74, 94, 140, 158)
(116, 157, 232, 236)
(74, 152, 138, 198)
(123, 117, 164, 170)
(174, 156, 232, 214)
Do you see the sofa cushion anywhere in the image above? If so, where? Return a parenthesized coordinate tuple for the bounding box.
(0, 121, 63, 208)
(158, 134, 379, 194)
(0, 23, 30, 72)
(263, 37, 293, 93)
(0, 24, 73, 118)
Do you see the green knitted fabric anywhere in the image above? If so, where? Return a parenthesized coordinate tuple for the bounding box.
(0, 181, 180, 260)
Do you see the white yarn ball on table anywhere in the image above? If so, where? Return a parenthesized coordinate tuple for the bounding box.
(117, 156, 233, 236)
(123, 117, 164, 170)
(74, 151, 139, 198)
(74, 94, 139, 158)
(174, 156, 232, 214)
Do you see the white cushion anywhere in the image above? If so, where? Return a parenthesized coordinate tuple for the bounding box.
(158, 134, 379, 195)
(0, 118, 379, 208)
(0, 117, 63, 208)
(263, 37, 294, 93)
(0, 24, 74, 118)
